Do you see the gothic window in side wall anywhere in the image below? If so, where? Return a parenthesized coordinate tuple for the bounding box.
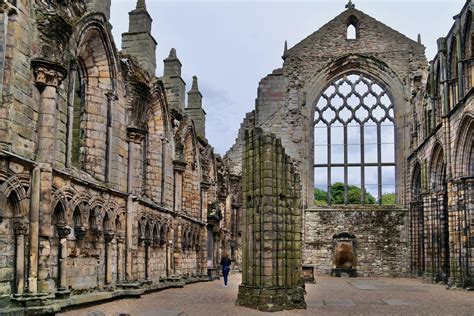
(448, 37, 459, 110)
(314, 73, 396, 206)
(71, 67, 85, 169)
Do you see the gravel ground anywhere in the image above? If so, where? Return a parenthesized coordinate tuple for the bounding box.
(59, 273, 474, 316)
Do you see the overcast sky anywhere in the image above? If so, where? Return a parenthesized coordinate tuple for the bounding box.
(110, 0, 465, 155)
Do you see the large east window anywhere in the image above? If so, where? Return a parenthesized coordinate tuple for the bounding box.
(314, 73, 396, 205)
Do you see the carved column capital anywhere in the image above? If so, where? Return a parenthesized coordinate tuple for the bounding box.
(106, 91, 118, 102)
(127, 127, 146, 144)
(104, 229, 115, 243)
(116, 232, 126, 243)
(13, 221, 28, 235)
(74, 226, 87, 240)
(56, 225, 71, 239)
(31, 60, 67, 88)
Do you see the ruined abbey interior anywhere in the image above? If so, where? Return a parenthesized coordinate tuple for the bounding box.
(0, 0, 472, 314)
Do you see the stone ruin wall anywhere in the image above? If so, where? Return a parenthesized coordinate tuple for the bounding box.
(304, 207, 408, 277)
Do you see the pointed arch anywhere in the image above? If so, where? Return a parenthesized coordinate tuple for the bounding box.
(411, 161, 422, 198)
(69, 14, 118, 180)
(430, 142, 446, 192)
(454, 114, 474, 177)
(346, 15, 359, 40)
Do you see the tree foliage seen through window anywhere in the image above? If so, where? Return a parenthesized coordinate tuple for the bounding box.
(314, 182, 376, 205)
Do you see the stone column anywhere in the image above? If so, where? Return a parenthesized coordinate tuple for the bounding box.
(144, 238, 151, 280)
(236, 128, 306, 312)
(13, 220, 28, 295)
(173, 161, 186, 212)
(56, 225, 71, 297)
(116, 232, 125, 284)
(105, 92, 117, 182)
(104, 230, 115, 285)
(125, 195, 133, 282)
(32, 61, 66, 239)
(28, 167, 40, 294)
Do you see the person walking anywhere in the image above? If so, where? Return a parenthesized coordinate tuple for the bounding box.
(220, 252, 231, 288)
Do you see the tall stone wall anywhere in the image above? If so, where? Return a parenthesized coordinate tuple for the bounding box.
(236, 128, 305, 312)
(0, 0, 237, 313)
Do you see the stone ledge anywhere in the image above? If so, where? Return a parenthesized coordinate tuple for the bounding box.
(0, 278, 211, 315)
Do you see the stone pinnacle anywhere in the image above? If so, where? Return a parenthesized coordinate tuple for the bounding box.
(191, 76, 199, 92)
(136, 0, 146, 10)
(169, 48, 177, 58)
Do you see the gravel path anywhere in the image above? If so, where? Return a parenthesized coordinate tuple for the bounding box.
(59, 274, 474, 316)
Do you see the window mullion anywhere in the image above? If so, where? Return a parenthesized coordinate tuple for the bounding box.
(344, 125, 348, 205)
(327, 125, 331, 205)
(377, 123, 382, 204)
(360, 125, 365, 204)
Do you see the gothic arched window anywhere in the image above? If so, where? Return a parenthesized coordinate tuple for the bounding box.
(71, 67, 85, 168)
(314, 73, 396, 205)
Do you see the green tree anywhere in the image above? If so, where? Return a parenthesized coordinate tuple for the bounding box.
(381, 192, 396, 205)
(314, 183, 376, 205)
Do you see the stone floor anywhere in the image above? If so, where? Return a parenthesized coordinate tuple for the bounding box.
(59, 274, 474, 316)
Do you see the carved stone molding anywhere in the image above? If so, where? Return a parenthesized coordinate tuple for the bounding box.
(74, 226, 87, 240)
(57, 225, 71, 239)
(13, 221, 28, 235)
(104, 229, 115, 243)
(116, 232, 126, 243)
(126, 127, 147, 144)
(173, 160, 187, 173)
(31, 60, 67, 88)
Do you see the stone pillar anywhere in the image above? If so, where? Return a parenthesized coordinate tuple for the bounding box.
(125, 195, 133, 282)
(105, 92, 117, 182)
(116, 232, 125, 284)
(236, 128, 306, 312)
(56, 225, 71, 296)
(104, 230, 115, 285)
(32, 61, 65, 238)
(144, 238, 151, 280)
(28, 167, 40, 294)
(173, 161, 186, 212)
(127, 128, 145, 195)
(13, 220, 28, 295)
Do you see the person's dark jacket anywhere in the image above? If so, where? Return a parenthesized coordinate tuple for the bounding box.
(220, 258, 231, 271)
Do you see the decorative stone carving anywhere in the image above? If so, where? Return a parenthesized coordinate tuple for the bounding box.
(56, 225, 71, 239)
(104, 229, 115, 243)
(74, 226, 87, 240)
(116, 232, 126, 244)
(13, 221, 28, 235)
(31, 60, 66, 88)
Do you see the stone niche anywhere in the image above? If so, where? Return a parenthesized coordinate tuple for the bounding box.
(331, 232, 357, 277)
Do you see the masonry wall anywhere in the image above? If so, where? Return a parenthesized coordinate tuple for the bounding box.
(304, 208, 408, 276)
(0, 0, 235, 312)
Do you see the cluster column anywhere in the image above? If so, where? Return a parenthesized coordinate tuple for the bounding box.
(32, 60, 66, 294)
(236, 128, 306, 312)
